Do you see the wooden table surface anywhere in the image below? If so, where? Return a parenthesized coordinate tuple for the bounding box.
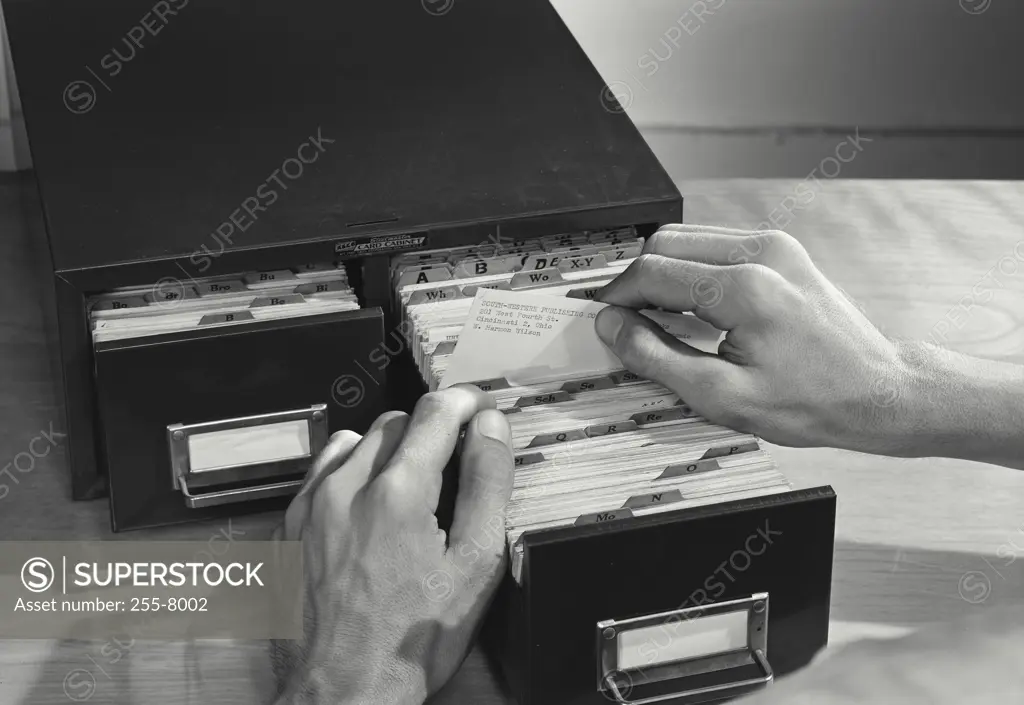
(2, 176, 1023, 704)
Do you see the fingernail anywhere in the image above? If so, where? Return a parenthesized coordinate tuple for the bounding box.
(476, 409, 511, 445)
(595, 307, 624, 345)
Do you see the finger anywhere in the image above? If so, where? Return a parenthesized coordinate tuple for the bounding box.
(647, 225, 812, 277)
(647, 223, 755, 246)
(373, 384, 496, 516)
(329, 411, 410, 492)
(297, 431, 362, 497)
(283, 411, 408, 539)
(596, 254, 765, 330)
(645, 226, 761, 265)
(447, 409, 514, 573)
(282, 429, 362, 539)
(594, 306, 743, 416)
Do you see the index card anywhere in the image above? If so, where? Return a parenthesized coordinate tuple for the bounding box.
(438, 288, 722, 388)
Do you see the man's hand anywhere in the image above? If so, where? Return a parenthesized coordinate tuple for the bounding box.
(595, 224, 908, 453)
(271, 385, 514, 705)
(594, 224, 1024, 469)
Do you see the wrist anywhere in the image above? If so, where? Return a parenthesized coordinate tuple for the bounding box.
(881, 340, 1024, 468)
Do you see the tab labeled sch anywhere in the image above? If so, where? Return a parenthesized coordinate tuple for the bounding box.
(515, 391, 572, 408)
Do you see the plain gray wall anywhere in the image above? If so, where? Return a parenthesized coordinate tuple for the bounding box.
(553, 0, 1023, 129)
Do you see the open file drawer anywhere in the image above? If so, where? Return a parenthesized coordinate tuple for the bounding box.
(93, 307, 386, 531)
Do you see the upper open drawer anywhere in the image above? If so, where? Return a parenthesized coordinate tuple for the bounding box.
(93, 307, 386, 531)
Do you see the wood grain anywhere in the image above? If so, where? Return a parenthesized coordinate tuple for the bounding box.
(2, 176, 1023, 704)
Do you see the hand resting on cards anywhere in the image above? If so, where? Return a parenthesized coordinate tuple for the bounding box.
(595, 224, 1024, 472)
(270, 385, 514, 705)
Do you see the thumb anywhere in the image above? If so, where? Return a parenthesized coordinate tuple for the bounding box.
(594, 305, 739, 412)
(446, 409, 514, 585)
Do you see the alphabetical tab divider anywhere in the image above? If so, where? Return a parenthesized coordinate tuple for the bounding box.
(609, 370, 643, 385)
(560, 376, 615, 394)
(91, 295, 149, 311)
(244, 270, 298, 287)
(396, 264, 454, 288)
(144, 286, 199, 304)
(407, 286, 464, 305)
(196, 279, 247, 296)
(199, 311, 256, 326)
(526, 428, 588, 448)
(556, 253, 609, 274)
(574, 508, 634, 525)
(566, 287, 602, 301)
(623, 489, 684, 509)
(514, 452, 545, 467)
(294, 280, 348, 295)
(514, 390, 572, 408)
(630, 406, 690, 427)
(656, 458, 721, 480)
(453, 255, 520, 279)
(468, 377, 511, 392)
(600, 243, 642, 262)
(584, 420, 638, 437)
(700, 441, 761, 460)
(249, 294, 306, 307)
(509, 270, 564, 290)
(462, 281, 511, 297)
(432, 341, 457, 356)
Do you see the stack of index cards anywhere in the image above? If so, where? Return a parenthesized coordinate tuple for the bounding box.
(87, 263, 359, 343)
(394, 231, 792, 583)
